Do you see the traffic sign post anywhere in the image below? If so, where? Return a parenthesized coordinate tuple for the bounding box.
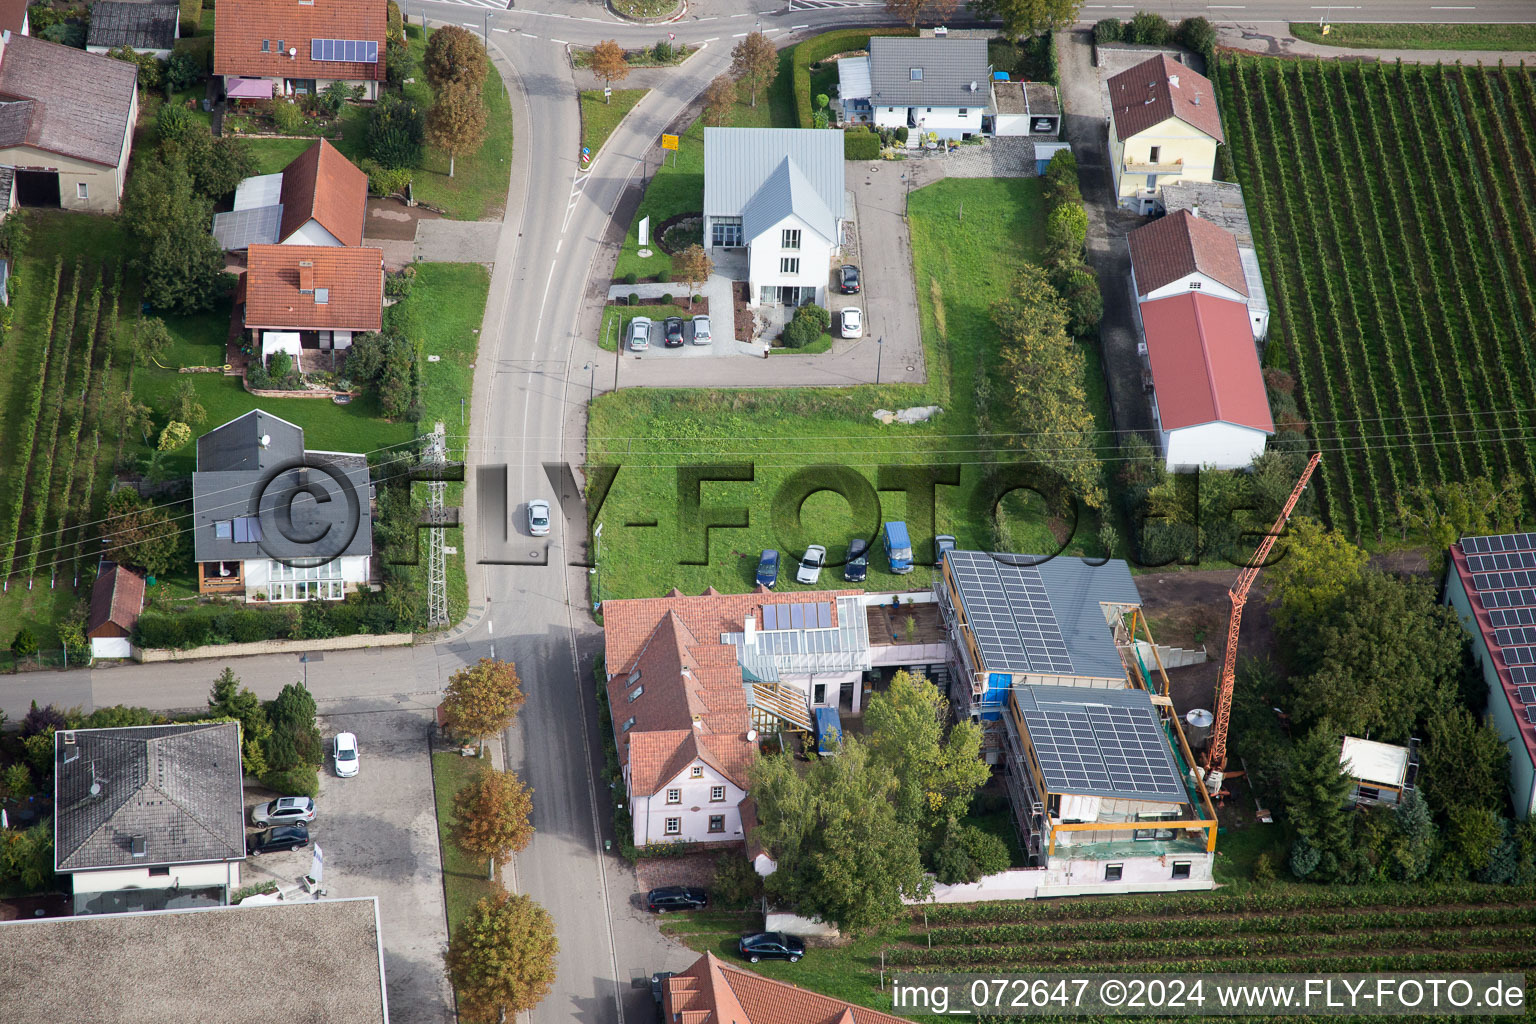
(661, 133, 678, 168)
(581, 146, 592, 167)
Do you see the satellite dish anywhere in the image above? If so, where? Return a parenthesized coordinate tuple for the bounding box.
(289, 47, 298, 57)
(89, 781, 101, 797)
(969, 80, 978, 92)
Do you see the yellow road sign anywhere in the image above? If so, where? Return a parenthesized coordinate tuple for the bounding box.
(661, 134, 679, 151)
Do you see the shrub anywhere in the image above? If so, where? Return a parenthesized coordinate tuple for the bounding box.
(270, 98, 306, 133)
(894, 126, 908, 144)
(782, 309, 822, 348)
(692, 293, 703, 304)
(623, 272, 638, 285)
(165, 50, 203, 91)
(317, 81, 353, 116)
(815, 92, 829, 109)
(844, 125, 880, 160)
(798, 302, 830, 331)
(812, 109, 830, 129)
(386, 0, 404, 42)
(361, 158, 412, 197)
(711, 852, 765, 909)
(368, 92, 426, 169)
(660, 292, 673, 304)
(1176, 15, 1217, 63)
(1057, 264, 1103, 337)
(1045, 202, 1088, 258)
(10, 628, 38, 659)
(1093, 18, 1123, 43)
(1126, 10, 1172, 45)
(157, 102, 193, 142)
(260, 766, 320, 798)
(652, 38, 673, 62)
(178, 0, 202, 35)
(1043, 147, 1080, 203)
(628, 292, 640, 305)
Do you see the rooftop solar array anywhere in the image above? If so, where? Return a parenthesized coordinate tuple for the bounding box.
(1489, 606, 1536, 628)
(312, 38, 379, 63)
(1014, 686, 1187, 803)
(722, 596, 871, 681)
(1518, 685, 1536, 705)
(1513, 666, 1536, 686)
(211, 205, 283, 250)
(1467, 550, 1536, 573)
(762, 602, 832, 630)
(1463, 534, 1536, 554)
(947, 550, 1074, 675)
(1527, 707, 1536, 726)
(232, 172, 284, 212)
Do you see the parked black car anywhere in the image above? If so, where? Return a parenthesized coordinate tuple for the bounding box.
(839, 264, 860, 294)
(755, 549, 780, 588)
(646, 886, 708, 912)
(248, 823, 310, 856)
(738, 931, 805, 963)
(844, 538, 869, 582)
(663, 316, 686, 348)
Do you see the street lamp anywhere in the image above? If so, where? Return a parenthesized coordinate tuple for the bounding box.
(875, 336, 884, 385)
(299, 652, 312, 689)
(582, 362, 595, 404)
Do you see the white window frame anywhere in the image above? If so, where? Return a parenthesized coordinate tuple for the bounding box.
(781, 229, 801, 250)
(665, 817, 681, 835)
(76, 182, 88, 200)
(265, 558, 344, 602)
(628, 685, 644, 702)
(666, 788, 681, 804)
(710, 785, 725, 802)
(708, 815, 725, 833)
(780, 257, 799, 275)
(690, 765, 704, 779)
(621, 716, 635, 732)
(1104, 863, 1123, 882)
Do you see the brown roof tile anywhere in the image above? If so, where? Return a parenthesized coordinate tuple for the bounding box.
(1108, 54, 1223, 144)
(0, 0, 28, 34)
(214, 0, 386, 83)
(1128, 210, 1247, 298)
(241, 244, 383, 331)
(87, 562, 145, 637)
(666, 954, 914, 1024)
(278, 139, 368, 247)
(0, 33, 138, 167)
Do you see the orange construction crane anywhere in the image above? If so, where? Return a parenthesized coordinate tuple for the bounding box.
(1204, 452, 1322, 790)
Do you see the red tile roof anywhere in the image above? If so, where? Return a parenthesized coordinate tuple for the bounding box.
(1141, 292, 1273, 434)
(87, 562, 145, 638)
(666, 954, 914, 1024)
(214, 0, 387, 83)
(279, 139, 368, 248)
(1448, 541, 1536, 772)
(603, 589, 863, 796)
(1128, 210, 1247, 298)
(0, 33, 138, 168)
(1108, 54, 1223, 144)
(0, 0, 29, 35)
(241, 244, 382, 331)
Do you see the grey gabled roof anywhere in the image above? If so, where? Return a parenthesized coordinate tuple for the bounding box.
(1013, 685, 1188, 803)
(868, 37, 989, 108)
(54, 724, 246, 872)
(703, 127, 844, 227)
(87, 0, 179, 50)
(945, 550, 1141, 680)
(191, 410, 372, 562)
(742, 156, 837, 246)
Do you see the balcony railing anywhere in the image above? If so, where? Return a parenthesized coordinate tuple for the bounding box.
(1123, 159, 1186, 174)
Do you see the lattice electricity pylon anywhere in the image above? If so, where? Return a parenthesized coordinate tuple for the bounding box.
(424, 423, 449, 629)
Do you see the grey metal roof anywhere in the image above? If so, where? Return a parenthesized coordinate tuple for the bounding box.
(722, 595, 871, 681)
(868, 37, 990, 108)
(192, 411, 372, 561)
(945, 550, 1140, 679)
(741, 156, 837, 246)
(87, 0, 178, 50)
(1013, 685, 1187, 803)
(837, 56, 871, 101)
(54, 723, 246, 872)
(211, 204, 284, 250)
(703, 127, 845, 226)
(1238, 246, 1269, 317)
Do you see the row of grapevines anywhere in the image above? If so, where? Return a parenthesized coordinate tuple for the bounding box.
(38, 271, 102, 582)
(70, 267, 123, 577)
(3, 257, 70, 578)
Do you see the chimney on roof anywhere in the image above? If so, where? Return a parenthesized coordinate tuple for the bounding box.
(1192, 205, 1200, 218)
(1168, 74, 1180, 89)
(298, 260, 316, 295)
(744, 614, 756, 647)
(1192, 88, 1202, 105)
(692, 716, 703, 730)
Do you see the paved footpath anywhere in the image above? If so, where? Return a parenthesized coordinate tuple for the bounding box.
(1219, 23, 1536, 64)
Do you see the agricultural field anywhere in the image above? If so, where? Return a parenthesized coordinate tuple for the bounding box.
(1216, 57, 1536, 541)
(662, 884, 1536, 1019)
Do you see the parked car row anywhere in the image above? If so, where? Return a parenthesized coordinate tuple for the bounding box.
(642, 890, 806, 967)
(246, 733, 359, 855)
(753, 523, 950, 587)
(628, 314, 712, 351)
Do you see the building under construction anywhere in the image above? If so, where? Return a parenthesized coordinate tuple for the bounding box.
(935, 550, 1218, 895)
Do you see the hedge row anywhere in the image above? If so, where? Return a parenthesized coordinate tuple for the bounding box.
(919, 882, 1536, 924)
(844, 125, 880, 161)
(792, 28, 915, 130)
(134, 598, 413, 649)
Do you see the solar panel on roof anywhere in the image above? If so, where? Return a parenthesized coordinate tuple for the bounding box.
(1469, 551, 1536, 574)
(1513, 666, 1536, 686)
(312, 38, 379, 63)
(1495, 626, 1536, 648)
(1019, 697, 1186, 803)
(1518, 685, 1536, 705)
(1506, 647, 1536, 666)
(211, 204, 283, 250)
(816, 602, 831, 628)
(1527, 707, 1536, 726)
(947, 551, 1075, 675)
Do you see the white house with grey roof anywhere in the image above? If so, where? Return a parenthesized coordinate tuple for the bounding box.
(867, 36, 990, 142)
(191, 409, 372, 600)
(54, 723, 247, 916)
(703, 127, 845, 308)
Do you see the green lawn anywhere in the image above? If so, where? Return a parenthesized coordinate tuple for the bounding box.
(613, 87, 795, 283)
(599, 302, 695, 352)
(769, 333, 833, 354)
(241, 26, 512, 220)
(580, 89, 649, 159)
(431, 750, 501, 935)
(1289, 22, 1536, 49)
(589, 177, 1110, 602)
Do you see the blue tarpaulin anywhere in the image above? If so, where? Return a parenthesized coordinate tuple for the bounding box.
(815, 706, 844, 755)
(979, 672, 1012, 720)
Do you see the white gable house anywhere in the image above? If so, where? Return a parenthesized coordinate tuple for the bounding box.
(704, 127, 845, 308)
(867, 36, 990, 143)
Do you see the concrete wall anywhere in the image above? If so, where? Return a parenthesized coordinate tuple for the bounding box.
(71, 859, 241, 895)
(764, 910, 839, 938)
(631, 759, 747, 847)
(748, 212, 832, 308)
(1042, 851, 1214, 891)
(1446, 572, 1536, 819)
(1162, 420, 1268, 472)
(134, 631, 413, 662)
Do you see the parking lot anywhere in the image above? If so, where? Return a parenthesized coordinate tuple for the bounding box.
(241, 708, 453, 1024)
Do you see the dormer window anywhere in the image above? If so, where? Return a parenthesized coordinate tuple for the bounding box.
(628, 685, 644, 702)
(621, 716, 635, 732)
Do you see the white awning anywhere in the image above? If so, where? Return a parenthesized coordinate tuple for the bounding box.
(1340, 736, 1410, 787)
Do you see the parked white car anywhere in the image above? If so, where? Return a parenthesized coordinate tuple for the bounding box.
(628, 316, 652, 351)
(333, 732, 359, 778)
(795, 545, 827, 584)
(691, 314, 712, 345)
(839, 308, 862, 339)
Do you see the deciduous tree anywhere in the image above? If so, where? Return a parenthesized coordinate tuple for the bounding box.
(673, 244, 713, 308)
(426, 81, 487, 178)
(157, 420, 191, 451)
(445, 891, 559, 1023)
(702, 73, 737, 126)
(368, 92, 426, 169)
(730, 32, 778, 108)
(102, 487, 181, 577)
(172, 379, 208, 426)
(1265, 516, 1369, 636)
(968, 0, 1083, 39)
(590, 40, 630, 95)
(992, 263, 1104, 509)
(121, 156, 225, 314)
(442, 658, 526, 748)
(864, 671, 988, 836)
(423, 25, 488, 90)
(749, 737, 930, 932)
(885, 0, 957, 28)
(451, 766, 534, 878)
(1396, 476, 1526, 572)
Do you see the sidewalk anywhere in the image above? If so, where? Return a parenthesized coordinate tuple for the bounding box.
(1218, 23, 1536, 64)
